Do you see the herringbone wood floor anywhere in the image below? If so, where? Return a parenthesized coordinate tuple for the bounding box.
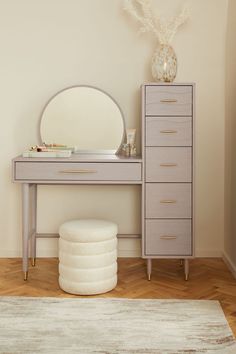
(0, 258, 235, 336)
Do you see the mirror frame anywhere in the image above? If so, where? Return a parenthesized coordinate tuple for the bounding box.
(38, 85, 126, 154)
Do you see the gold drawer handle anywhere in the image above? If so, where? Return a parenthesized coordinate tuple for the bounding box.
(160, 99, 177, 103)
(160, 235, 177, 240)
(160, 200, 177, 204)
(160, 163, 178, 167)
(59, 169, 97, 174)
(160, 130, 177, 134)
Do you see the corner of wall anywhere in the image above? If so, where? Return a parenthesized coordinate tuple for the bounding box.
(222, 251, 236, 279)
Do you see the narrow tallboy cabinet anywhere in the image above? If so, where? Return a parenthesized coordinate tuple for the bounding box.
(142, 83, 195, 281)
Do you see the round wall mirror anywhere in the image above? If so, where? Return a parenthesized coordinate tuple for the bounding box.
(40, 86, 125, 154)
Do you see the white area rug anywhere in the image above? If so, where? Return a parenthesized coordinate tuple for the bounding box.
(0, 297, 235, 353)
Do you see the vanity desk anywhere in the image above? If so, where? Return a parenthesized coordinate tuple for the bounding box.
(12, 83, 194, 282)
(12, 153, 142, 280)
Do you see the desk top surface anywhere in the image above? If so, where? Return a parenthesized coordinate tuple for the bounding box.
(13, 154, 142, 163)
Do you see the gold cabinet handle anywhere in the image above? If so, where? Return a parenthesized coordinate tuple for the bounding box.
(160, 130, 177, 134)
(160, 200, 177, 204)
(59, 169, 97, 174)
(160, 163, 178, 167)
(160, 235, 177, 240)
(160, 99, 177, 103)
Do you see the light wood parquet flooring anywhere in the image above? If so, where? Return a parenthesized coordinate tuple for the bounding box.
(0, 258, 235, 336)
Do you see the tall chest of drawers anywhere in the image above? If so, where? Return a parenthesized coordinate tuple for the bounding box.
(142, 83, 195, 280)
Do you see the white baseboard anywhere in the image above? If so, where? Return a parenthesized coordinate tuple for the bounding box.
(118, 249, 141, 257)
(195, 249, 222, 257)
(0, 246, 221, 259)
(0, 249, 141, 258)
(222, 251, 236, 279)
(0, 250, 21, 257)
(0, 249, 58, 258)
(0, 238, 142, 258)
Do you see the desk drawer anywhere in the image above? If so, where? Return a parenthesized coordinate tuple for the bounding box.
(146, 147, 192, 182)
(146, 183, 192, 218)
(146, 117, 192, 146)
(145, 85, 192, 116)
(145, 219, 192, 256)
(15, 162, 142, 181)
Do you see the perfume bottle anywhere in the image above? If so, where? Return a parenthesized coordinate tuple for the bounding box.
(130, 143, 136, 157)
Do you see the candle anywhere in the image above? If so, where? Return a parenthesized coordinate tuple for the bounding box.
(164, 62, 167, 72)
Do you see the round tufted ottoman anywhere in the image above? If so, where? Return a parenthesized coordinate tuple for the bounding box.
(58, 219, 118, 295)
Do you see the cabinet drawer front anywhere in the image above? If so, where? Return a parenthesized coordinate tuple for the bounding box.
(146, 147, 192, 182)
(146, 183, 191, 218)
(15, 162, 142, 181)
(145, 85, 192, 116)
(145, 219, 192, 256)
(146, 117, 192, 147)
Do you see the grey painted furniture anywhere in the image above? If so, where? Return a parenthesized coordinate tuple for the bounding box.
(142, 83, 195, 281)
(12, 82, 195, 282)
(12, 154, 142, 280)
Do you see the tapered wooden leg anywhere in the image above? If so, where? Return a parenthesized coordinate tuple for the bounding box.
(147, 258, 152, 281)
(22, 183, 30, 280)
(31, 184, 37, 267)
(180, 259, 184, 267)
(184, 259, 189, 281)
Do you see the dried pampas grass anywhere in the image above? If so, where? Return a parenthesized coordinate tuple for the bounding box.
(123, 0, 190, 44)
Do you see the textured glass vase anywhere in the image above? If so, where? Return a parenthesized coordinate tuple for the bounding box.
(151, 44, 177, 82)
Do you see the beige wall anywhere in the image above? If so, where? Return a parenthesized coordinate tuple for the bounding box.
(0, 0, 227, 257)
(224, 0, 236, 275)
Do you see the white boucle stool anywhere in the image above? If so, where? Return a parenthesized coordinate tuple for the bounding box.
(58, 219, 118, 295)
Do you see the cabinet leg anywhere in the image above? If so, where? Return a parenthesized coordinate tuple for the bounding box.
(147, 258, 152, 281)
(22, 184, 30, 281)
(31, 184, 37, 267)
(180, 259, 184, 267)
(184, 259, 189, 281)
